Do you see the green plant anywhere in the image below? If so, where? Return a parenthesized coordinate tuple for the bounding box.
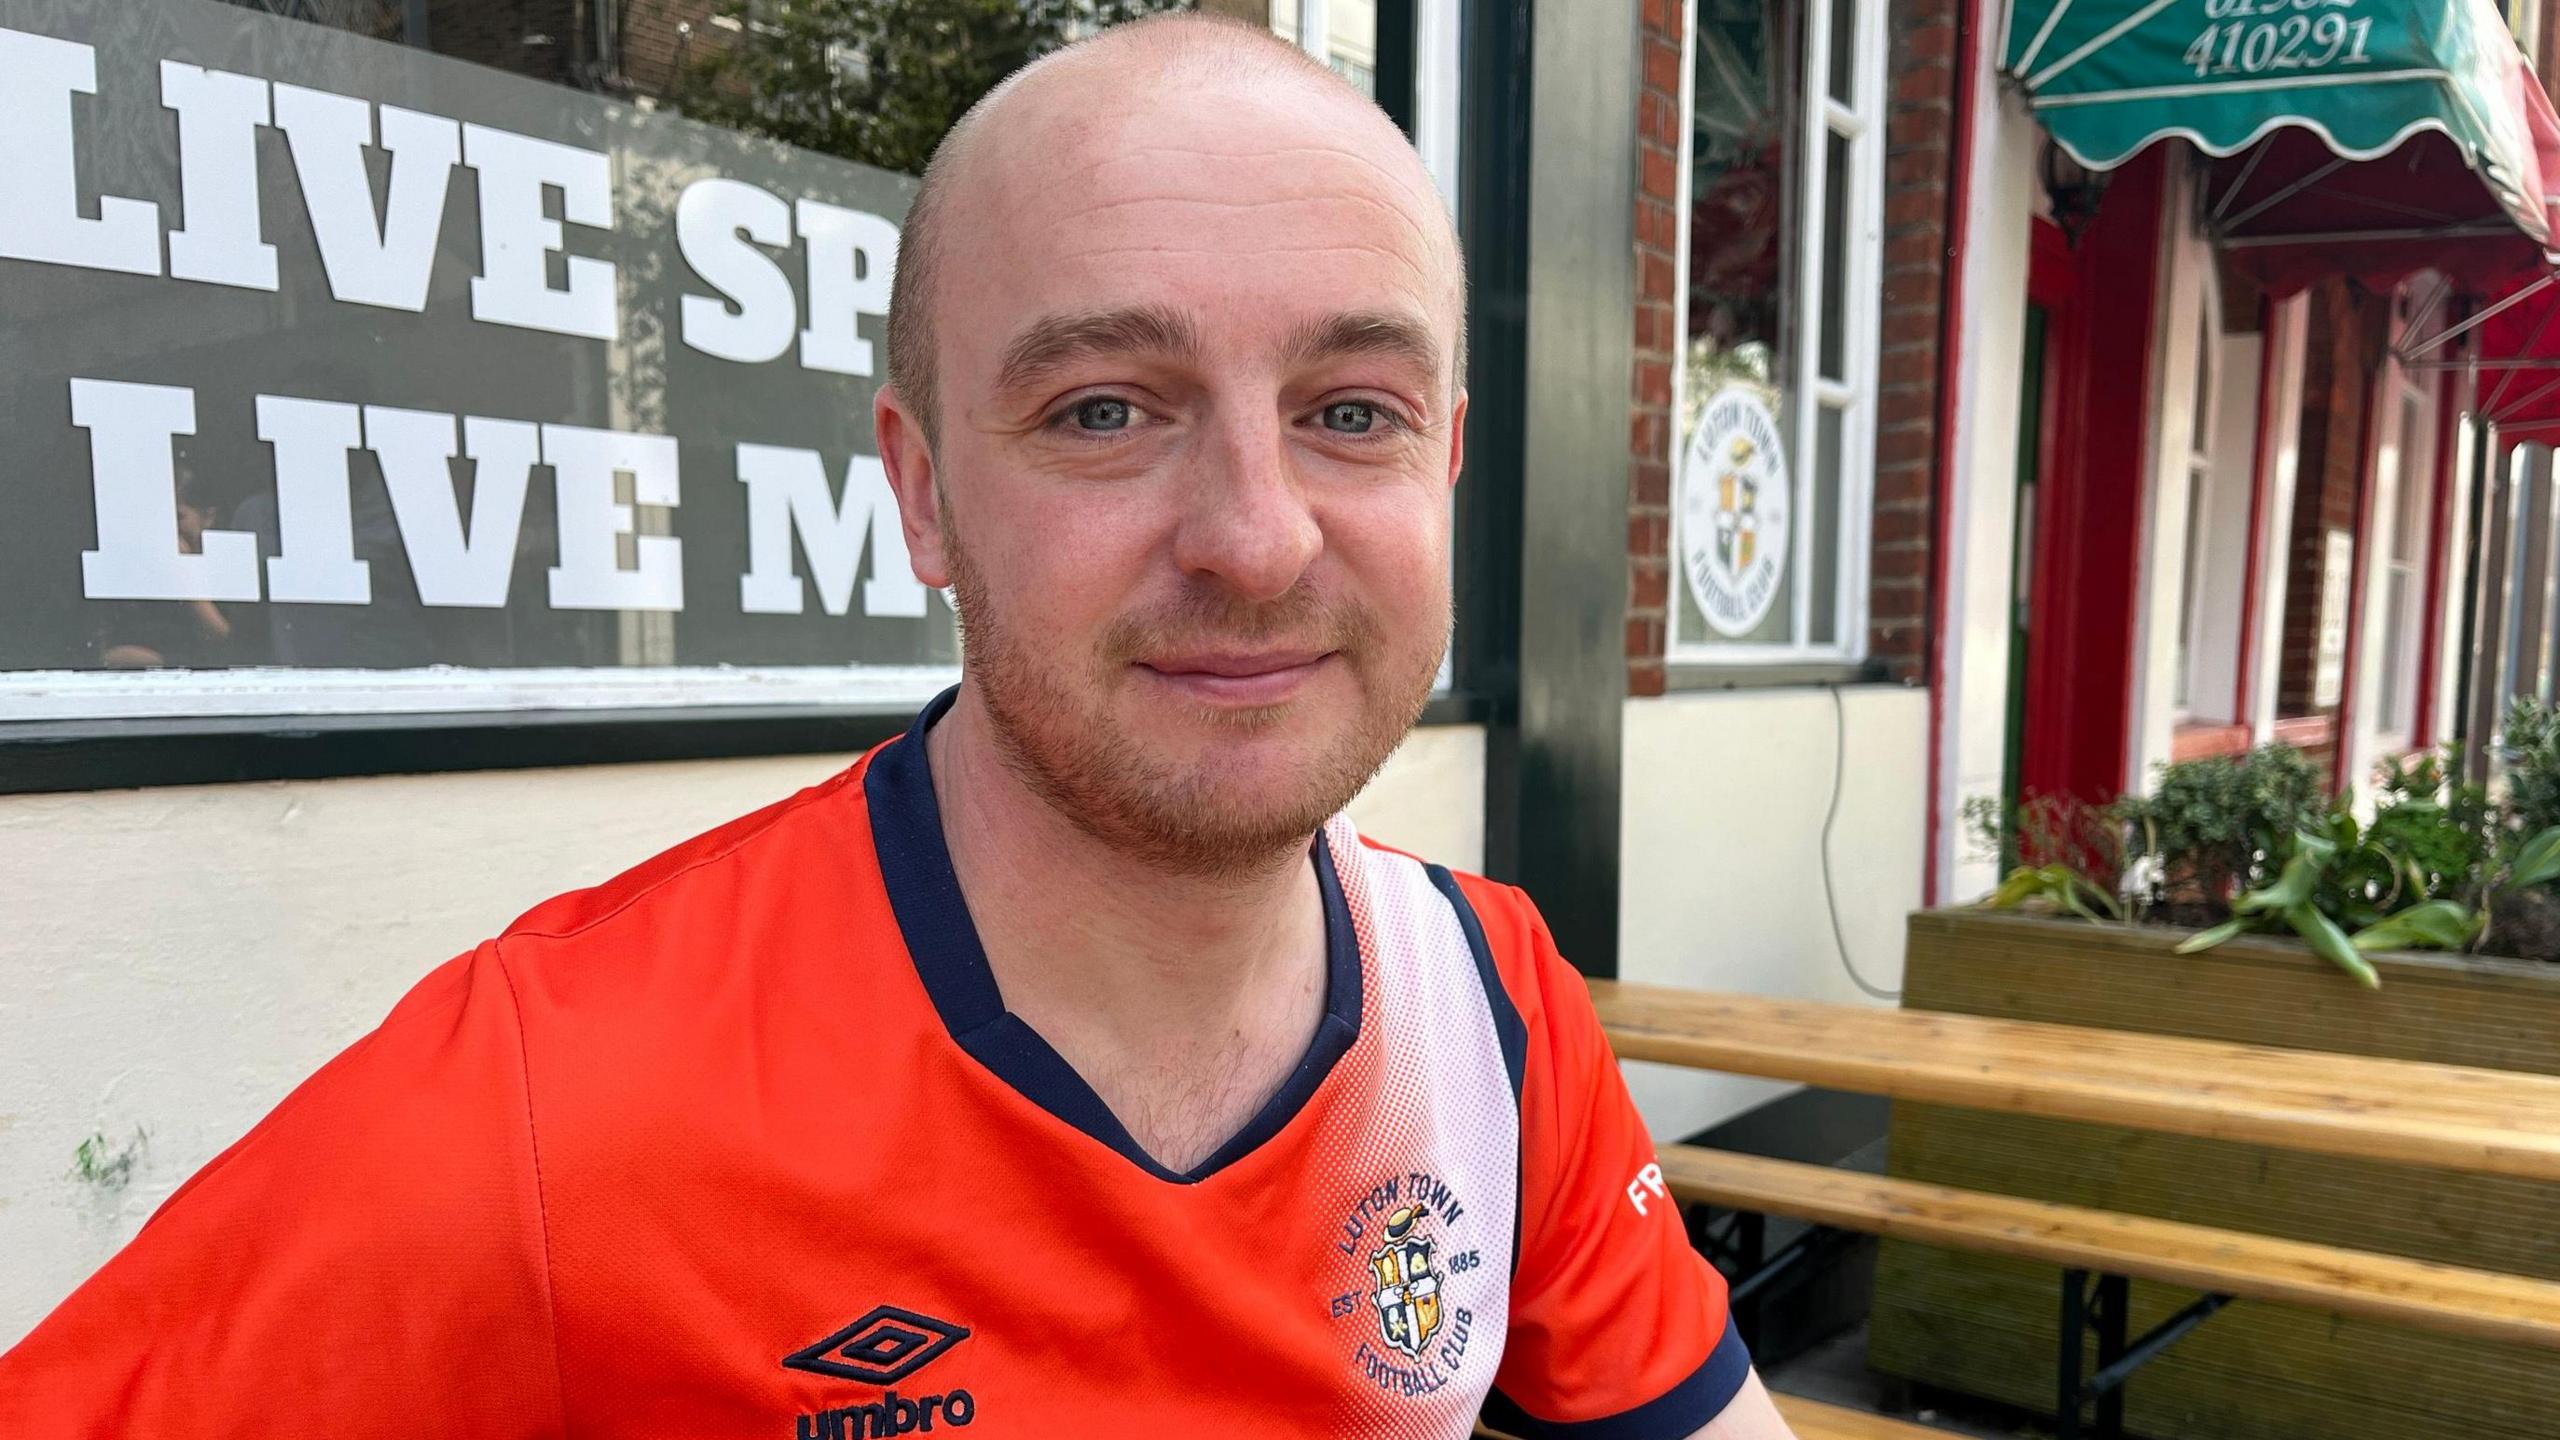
(1958, 792, 2004, 864)
(1979, 861, 2123, 922)
(1969, 790, 2126, 921)
(1974, 738, 2560, 977)
(2114, 744, 2327, 921)
(2174, 826, 2356, 984)
(2181, 819, 2437, 983)
(2179, 806, 2560, 985)
(2503, 696, 2560, 836)
(679, 0, 1186, 176)
(69, 1125, 148, 1193)
(2355, 746, 2495, 905)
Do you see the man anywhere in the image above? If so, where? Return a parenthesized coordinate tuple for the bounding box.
(0, 16, 1796, 1439)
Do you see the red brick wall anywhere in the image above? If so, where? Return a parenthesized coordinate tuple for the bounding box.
(1873, 0, 1958, 684)
(2275, 276, 2385, 758)
(1625, 0, 1955, 691)
(1627, 0, 1682, 698)
(618, 0, 726, 100)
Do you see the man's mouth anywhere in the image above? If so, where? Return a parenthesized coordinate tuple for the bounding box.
(1133, 648, 1338, 705)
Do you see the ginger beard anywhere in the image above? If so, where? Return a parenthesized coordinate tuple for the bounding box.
(944, 520, 1448, 881)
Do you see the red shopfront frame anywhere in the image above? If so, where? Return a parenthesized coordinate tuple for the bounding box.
(2017, 151, 2166, 810)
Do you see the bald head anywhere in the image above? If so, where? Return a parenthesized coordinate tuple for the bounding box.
(866, 14, 1472, 879)
(884, 13, 1463, 445)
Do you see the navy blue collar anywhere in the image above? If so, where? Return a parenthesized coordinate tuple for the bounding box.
(864, 687, 1363, 1184)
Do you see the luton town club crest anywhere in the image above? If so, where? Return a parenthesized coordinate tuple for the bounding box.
(1368, 1205, 1443, 1358)
(1330, 1171, 1480, 1397)
(1715, 438, 1760, 572)
(1678, 383, 1791, 639)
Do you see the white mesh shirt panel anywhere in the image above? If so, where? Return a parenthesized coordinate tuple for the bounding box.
(1315, 815, 1521, 1439)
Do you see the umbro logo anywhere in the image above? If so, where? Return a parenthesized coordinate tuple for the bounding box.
(784, 1305, 971, 1384)
(785, 1307, 978, 1438)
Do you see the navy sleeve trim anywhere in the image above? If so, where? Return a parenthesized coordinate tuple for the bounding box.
(1424, 865, 1527, 1100)
(1425, 864, 1529, 1281)
(1480, 1322, 1753, 1440)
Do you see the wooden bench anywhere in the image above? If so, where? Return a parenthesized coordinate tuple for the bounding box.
(1591, 982, 2560, 1182)
(1479, 1393, 1952, 1440)
(1589, 980, 2560, 1439)
(1658, 1144, 2560, 1352)
(1772, 1395, 1963, 1439)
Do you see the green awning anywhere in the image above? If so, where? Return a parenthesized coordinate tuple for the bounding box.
(2003, 0, 2551, 244)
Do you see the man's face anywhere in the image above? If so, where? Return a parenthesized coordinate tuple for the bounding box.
(884, 72, 1464, 876)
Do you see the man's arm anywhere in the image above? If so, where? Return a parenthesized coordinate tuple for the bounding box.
(0, 940, 563, 1437)
(1455, 872, 1771, 1437)
(1691, 1371, 1801, 1440)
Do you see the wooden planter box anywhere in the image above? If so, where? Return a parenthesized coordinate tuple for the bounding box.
(1866, 909, 2560, 1440)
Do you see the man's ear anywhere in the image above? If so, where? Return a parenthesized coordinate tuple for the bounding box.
(875, 382, 951, 588)
(1445, 388, 1468, 490)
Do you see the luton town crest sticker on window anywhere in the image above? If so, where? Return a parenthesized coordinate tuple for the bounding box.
(1678, 384, 1791, 639)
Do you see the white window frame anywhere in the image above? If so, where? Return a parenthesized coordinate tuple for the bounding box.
(2173, 275, 2224, 722)
(2370, 329, 2439, 753)
(1268, 0, 1458, 210)
(2341, 281, 2443, 784)
(2182, 315, 2269, 732)
(1666, 0, 1887, 665)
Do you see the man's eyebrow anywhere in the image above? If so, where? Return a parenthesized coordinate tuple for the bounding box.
(1286, 310, 1446, 385)
(993, 305, 1203, 396)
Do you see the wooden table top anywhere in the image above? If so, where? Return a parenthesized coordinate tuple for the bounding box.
(1589, 980, 2560, 1182)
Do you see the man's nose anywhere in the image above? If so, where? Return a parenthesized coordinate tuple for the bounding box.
(1171, 410, 1323, 603)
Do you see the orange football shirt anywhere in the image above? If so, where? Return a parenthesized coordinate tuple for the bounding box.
(0, 691, 1743, 1438)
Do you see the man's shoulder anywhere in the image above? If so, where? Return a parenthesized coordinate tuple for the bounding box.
(494, 751, 879, 967)
(1348, 835, 1575, 1033)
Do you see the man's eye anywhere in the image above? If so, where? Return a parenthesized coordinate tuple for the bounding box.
(1069, 397, 1134, 432)
(1321, 401, 1381, 435)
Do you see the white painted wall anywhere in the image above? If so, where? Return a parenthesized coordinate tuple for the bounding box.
(2348, 367, 2411, 790)
(2431, 386, 2479, 747)
(2189, 331, 2266, 725)
(2126, 155, 2211, 788)
(2346, 328, 2443, 791)
(1616, 685, 1929, 1141)
(1938, 87, 2039, 907)
(0, 723, 1486, 1345)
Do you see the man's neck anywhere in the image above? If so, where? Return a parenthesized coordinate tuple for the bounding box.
(925, 687, 1331, 1172)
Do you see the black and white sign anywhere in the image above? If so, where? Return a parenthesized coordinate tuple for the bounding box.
(1677, 384, 1791, 640)
(0, 0, 958, 722)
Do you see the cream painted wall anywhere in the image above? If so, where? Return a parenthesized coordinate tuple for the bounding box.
(0, 722, 1484, 1345)
(1345, 721, 1485, 872)
(1616, 686, 1929, 1141)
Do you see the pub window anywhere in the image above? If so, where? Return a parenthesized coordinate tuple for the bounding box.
(1667, 0, 1884, 663)
(1267, 1, 1379, 97)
